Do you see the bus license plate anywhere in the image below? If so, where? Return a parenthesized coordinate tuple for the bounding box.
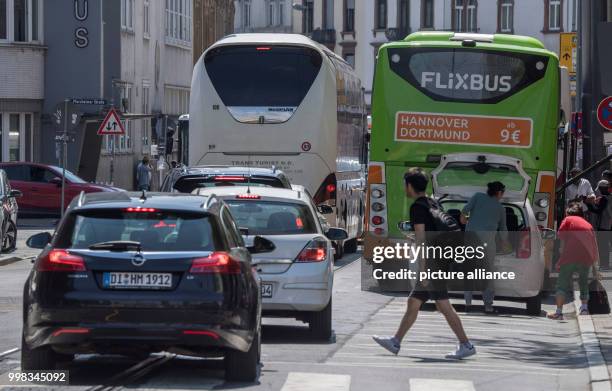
(261, 283, 273, 298)
(103, 272, 172, 289)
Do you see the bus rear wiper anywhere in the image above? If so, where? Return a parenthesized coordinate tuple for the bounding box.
(89, 241, 142, 252)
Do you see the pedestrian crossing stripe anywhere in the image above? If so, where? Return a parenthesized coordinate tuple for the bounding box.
(410, 378, 476, 391)
(280, 372, 351, 391)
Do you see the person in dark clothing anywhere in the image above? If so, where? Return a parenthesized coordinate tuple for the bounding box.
(589, 180, 612, 269)
(372, 168, 475, 360)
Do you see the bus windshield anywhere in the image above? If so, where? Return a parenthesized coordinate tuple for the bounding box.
(387, 48, 549, 104)
(204, 45, 322, 107)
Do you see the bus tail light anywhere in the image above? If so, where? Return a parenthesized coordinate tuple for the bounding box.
(535, 173, 556, 228)
(368, 184, 388, 236)
(314, 174, 337, 204)
(516, 228, 531, 259)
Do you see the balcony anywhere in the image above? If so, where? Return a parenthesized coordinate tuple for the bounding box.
(311, 29, 337, 45)
(385, 27, 411, 41)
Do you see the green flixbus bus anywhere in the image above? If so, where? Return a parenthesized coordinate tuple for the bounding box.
(365, 32, 561, 310)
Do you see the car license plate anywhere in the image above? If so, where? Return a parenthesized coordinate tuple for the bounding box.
(103, 272, 172, 289)
(261, 283, 273, 298)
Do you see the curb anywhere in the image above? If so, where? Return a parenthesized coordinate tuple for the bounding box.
(574, 291, 612, 391)
(0, 256, 23, 267)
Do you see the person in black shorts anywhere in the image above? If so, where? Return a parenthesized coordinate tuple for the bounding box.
(373, 167, 476, 359)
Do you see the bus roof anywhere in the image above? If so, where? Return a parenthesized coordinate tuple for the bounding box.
(401, 31, 550, 53)
(213, 33, 320, 49)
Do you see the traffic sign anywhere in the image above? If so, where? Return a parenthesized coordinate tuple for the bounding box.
(52, 102, 81, 131)
(97, 108, 125, 135)
(71, 98, 107, 105)
(560, 32, 577, 74)
(597, 97, 612, 131)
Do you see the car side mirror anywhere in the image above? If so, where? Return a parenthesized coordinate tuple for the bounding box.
(50, 177, 63, 186)
(317, 204, 334, 215)
(540, 228, 556, 240)
(247, 236, 275, 254)
(325, 227, 348, 241)
(26, 232, 52, 249)
(8, 189, 22, 198)
(398, 221, 413, 232)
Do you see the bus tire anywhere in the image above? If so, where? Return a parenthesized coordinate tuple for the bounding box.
(334, 241, 344, 261)
(526, 295, 542, 315)
(344, 238, 358, 254)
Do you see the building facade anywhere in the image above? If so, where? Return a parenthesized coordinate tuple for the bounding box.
(0, 0, 44, 164)
(293, 0, 579, 107)
(234, 0, 294, 33)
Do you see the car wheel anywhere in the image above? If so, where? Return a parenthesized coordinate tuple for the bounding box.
(343, 238, 358, 254)
(21, 335, 57, 371)
(2, 221, 16, 253)
(526, 295, 542, 315)
(310, 298, 332, 340)
(224, 330, 260, 382)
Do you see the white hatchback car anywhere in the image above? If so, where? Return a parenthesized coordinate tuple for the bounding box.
(429, 153, 547, 315)
(193, 186, 348, 339)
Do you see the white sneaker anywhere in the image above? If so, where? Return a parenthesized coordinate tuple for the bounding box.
(445, 343, 476, 359)
(372, 335, 400, 355)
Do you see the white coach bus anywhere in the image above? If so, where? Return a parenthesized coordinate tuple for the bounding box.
(189, 34, 368, 255)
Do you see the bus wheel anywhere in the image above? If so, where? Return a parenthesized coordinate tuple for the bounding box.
(344, 238, 358, 254)
(334, 241, 344, 261)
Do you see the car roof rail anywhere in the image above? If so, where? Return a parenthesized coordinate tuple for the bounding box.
(76, 191, 86, 207)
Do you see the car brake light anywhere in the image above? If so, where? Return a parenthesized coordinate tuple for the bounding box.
(516, 228, 531, 259)
(52, 327, 90, 337)
(237, 194, 261, 199)
(295, 239, 327, 263)
(326, 184, 336, 193)
(190, 252, 242, 274)
(182, 330, 220, 339)
(256, 47, 271, 51)
(126, 207, 156, 213)
(314, 174, 337, 204)
(38, 249, 86, 272)
(215, 176, 246, 182)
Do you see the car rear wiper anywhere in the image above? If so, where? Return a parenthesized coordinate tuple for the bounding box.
(89, 241, 142, 252)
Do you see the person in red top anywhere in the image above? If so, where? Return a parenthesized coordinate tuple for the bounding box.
(548, 203, 601, 320)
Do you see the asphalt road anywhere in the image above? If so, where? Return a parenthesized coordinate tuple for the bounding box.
(0, 223, 593, 390)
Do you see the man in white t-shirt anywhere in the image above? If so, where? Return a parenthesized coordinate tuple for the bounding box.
(565, 168, 595, 210)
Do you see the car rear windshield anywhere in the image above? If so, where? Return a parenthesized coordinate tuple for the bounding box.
(204, 45, 322, 107)
(55, 210, 222, 252)
(174, 176, 285, 193)
(225, 200, 317, 235)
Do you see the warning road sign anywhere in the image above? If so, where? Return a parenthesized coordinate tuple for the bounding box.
(597, 97, 612, 131)
(97, 108, 125, 135)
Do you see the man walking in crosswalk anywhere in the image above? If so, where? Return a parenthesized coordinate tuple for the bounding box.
(372, 168, 476, 360)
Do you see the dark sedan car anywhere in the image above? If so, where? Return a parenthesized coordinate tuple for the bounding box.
(22, 192, 271, 381)
(0, 162, 120, 216)
(160, 166, 292, 193)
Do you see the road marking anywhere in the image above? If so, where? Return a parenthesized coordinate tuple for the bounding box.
(281, 372, 350, 391)
(0, 348, 19, 359)
(573, 291, 612, 391)
(410, 378, 475, 391)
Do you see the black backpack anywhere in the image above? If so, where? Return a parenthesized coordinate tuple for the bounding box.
(415, 197, 461, 232)
(588, 279, 611, 314)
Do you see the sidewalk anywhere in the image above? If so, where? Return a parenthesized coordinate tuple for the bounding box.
(585, 270, 612, 390)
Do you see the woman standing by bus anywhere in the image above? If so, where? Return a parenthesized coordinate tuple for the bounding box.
(461, 182, 509, 314)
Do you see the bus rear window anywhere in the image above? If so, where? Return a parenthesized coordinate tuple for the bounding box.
(204, 45, 322, 107)
(387, 48, 549, 104)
